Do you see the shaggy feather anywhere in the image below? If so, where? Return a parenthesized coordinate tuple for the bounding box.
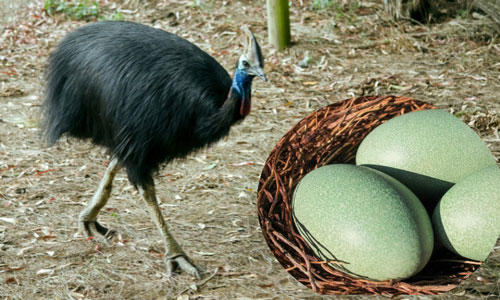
(42, 21, 254, 186)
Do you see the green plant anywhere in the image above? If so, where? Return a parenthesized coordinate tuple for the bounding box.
(311, 0, 335, 10)
(457, 9, 468, 19)
(44, 0, 56, 15)
(311, 0, 360, 27)
(191, 0, 215, 10)
(105, 11, 124, 21)
(44, 0, 101, 20)
(44, 0, 125, 21)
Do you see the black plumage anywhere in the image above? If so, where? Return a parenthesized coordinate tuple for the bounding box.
(41, 21, 265, 277)
(43, 21, 245, 186)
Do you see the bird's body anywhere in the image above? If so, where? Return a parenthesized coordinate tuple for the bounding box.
(42, 21, 265, 277)
(44, 21, 242, 186)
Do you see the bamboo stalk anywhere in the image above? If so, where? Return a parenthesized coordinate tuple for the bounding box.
(266, 0, 291, 51)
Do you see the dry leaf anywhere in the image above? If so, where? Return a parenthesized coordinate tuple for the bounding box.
(0, 217, 16, 224)
(69, 292, 85, 299)
(36, 268, 53, 276)
(3, 265, 26, 272)
(17, 246, 34, 256)
(230, 161, 254, 166)
(195, 251, 215, 256)
(5, 277, 18, 284)
(202, 162, 217, 170)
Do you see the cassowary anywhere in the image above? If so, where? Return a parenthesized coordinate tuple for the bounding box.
(41, 21, 266, 278)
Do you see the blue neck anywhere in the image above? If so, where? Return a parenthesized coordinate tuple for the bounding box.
(231, 68, 254, 100)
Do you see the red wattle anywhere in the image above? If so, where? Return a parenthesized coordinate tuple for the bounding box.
(240, 96, 251, 117)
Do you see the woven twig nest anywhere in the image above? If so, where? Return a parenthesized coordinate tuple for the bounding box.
(257, 95, 480, 295)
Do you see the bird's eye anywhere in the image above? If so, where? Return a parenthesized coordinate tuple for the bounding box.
(242, 61, 250, 68)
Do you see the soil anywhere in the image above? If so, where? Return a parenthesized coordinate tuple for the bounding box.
(0, 0, 499, 299)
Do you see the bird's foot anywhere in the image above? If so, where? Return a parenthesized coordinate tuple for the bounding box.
(166, 254, 204, 279)
(79, 220, 115, 244)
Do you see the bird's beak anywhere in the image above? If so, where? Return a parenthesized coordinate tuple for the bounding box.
(255, 67, 267, 82)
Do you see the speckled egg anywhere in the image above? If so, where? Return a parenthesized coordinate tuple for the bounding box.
(355, 109, 497, 201)
(432, 166, 500, 261)
(292, 164, 434, 281)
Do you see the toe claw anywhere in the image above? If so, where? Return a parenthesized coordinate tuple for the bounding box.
(79, 220, 115, 244)
(166, 254, 204, 279)
(94, 221, 115, 239)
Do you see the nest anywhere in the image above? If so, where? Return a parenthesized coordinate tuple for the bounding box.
(257, 95, 480, 295)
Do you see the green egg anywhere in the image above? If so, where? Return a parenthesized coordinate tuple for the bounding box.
(355, 109, 497, 202)
(432, 166, 500, 261)
(292, 164, 434, 281)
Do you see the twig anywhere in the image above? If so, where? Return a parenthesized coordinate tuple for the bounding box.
(178, 267, 219, 295)
(352, 39, 390, 50)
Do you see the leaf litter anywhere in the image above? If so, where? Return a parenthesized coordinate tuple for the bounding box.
(0, 0, 499, 299)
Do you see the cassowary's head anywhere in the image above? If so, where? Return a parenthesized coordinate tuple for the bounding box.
(239, 27, 266, 81)
(232, 26, 266, 117)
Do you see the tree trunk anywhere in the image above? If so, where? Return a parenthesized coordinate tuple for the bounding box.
(266, 0, 291, 51)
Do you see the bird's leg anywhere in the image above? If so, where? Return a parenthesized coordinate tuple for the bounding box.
(78, 157, 121, 242)
(138, 181, 203, 278)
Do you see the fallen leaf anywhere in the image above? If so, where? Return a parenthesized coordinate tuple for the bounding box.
(195, 251, 215, 256)
(36, 268, 53, 276)
(5, 277, 18, 284)
(0, 217, 16, 224)
(54, 263, 76, 271)
(69, 292, 85, 299)
(0, 165, 16, 172)
(149, 249, 164, 257)
(34, 168, 57, 176)
(230, 161, 254, 166)
(3, 265, 26, 272)
(39, 235, 56, 241)
(104, 207, 119, 213)
(452, 291, 466, 296)
(17, 246, 33, 256)
(202, 162, 217, 170)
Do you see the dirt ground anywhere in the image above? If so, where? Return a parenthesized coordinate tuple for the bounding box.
(0, 0, 499, 299)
